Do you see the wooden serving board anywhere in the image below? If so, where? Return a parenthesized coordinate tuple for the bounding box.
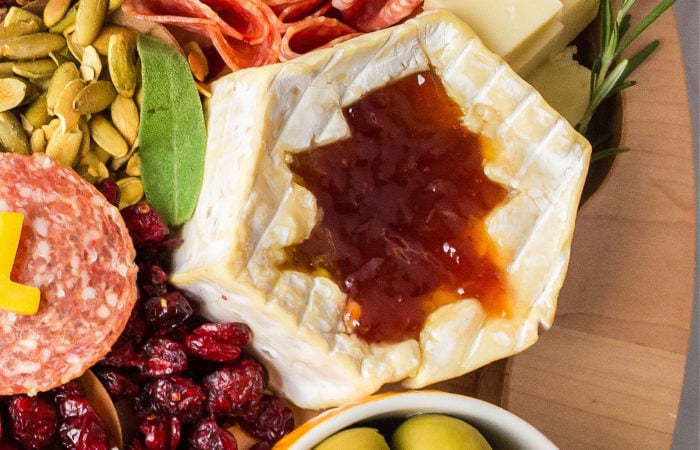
(503, 3, 695, 449)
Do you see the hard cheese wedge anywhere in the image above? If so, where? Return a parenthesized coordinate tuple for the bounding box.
(170, 10, 591, 409)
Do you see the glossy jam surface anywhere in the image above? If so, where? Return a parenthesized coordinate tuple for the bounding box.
(286, 71, 508, 343)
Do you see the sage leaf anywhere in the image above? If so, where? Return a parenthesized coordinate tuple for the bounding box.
(136, 34, 206, 226)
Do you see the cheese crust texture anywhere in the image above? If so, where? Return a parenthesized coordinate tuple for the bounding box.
(171, 10, 591, 409)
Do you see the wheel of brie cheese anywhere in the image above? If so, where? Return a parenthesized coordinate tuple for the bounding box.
(171, 9, 591, 409)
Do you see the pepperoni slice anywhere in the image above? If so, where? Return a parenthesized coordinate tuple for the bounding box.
(0, 153, 138, 396)
(331, 0, 422, 31)
(280, 16, 358, 60)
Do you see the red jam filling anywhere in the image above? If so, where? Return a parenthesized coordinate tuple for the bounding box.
(285, 70, 509, 343)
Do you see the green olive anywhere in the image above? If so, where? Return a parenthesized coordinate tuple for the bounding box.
(314, 427, 390, 450)
(391, 414, 492, 450)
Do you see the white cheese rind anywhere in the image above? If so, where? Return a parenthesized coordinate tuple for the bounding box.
(171, 10, 590, 409)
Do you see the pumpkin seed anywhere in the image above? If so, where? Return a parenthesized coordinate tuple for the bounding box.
(65, 31, 85, 61)
(76, 152, 109, 182)
(30, 128, 47, 153)
(45, 127, 82, 166)
(44, 0, 74, 28)
(109, 94, 138, 146)
(0, 62, 15, 77)
(108, 0, 123, 12)
(92, 25, 136, 55)
(54, 78, 84, 132)
(79, 45, 101, 81)
(92, 143, 112, 163)
(3, 7, 44, 30)
(42, 118, 62, 140)
(73, 80, 116, 114)
(0, 77, 28, 112)
(125, 151, 140, 176)
(49, 3, 78, 34)
(12, 58, 57, 79)
(195, 81, 212, 98)
(0, 111, 30, 154)
(23, 94, 50, 129)
(184, 41, 209, 82)
(89, 114, 128, 157)
(78, 117, 91, 158)
(2, 33, 67, 60)
(116, 176, 143, 209)
(75, 0, 108, 46)
(108, 33, 137, 97)
(47, 61, 79, 114)
(0, 21, 41, 46)
(110, 139, 136, 170)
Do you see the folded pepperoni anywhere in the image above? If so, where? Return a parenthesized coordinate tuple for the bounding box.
(280, 16, 358, 60)
(123, 0, 281, 70)
(331, 0, 421, 31)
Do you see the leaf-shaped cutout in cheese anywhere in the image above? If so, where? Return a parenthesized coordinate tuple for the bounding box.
(171, 9, 591, 409)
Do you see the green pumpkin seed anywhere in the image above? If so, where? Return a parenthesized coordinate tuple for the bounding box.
(44, 0, 74, 28)
(47, 61, 79, 113)
(92, 143, 111, 163)
(45, 128, 82, 166)
(65, 31, 85, 62)
(0, 77, 28, 112)
(90, 114, 128, 157)
(79, 45, 102, 81)
(116, 176, 143, 208)
(108, 0, 123, 12)
(73, 80, 116, 114)
(77, 118, 91, 159)
(0, 21, 41, 46)
(0, 111, 30, 154)
(23, 95, 51, 129)
(30, 128, 47, 153)
(0, 62, 15, 77)
(92, 25, 136, 55)
(2, 33, 67, 60)
(108, 33, 137, 97)
(76, 152, 109, 182)
(12, 58, 58, 79)
(3, 7, 44, 30)
(54, 78, 84, 132)
(42, 118, 62, 141)
(49, 3, 78, 34)
(125, 152, 141, 176)
(109, 94, 138, 146)
(75, 0, 109, 46)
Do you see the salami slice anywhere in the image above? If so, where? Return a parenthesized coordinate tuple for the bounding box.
(0, 153, 138, 396)
(280, 16, 357, 60)
(331, 0, 421, 31)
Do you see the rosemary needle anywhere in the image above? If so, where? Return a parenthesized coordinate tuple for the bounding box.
(576, 0, 677, 159)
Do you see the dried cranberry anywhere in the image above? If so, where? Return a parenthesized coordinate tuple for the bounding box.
(95, 178, 120, 207)
(56, 396, 116, 450)
(100, 341, 141, 368)
(135, 377, 205, 423)
(239, 395, 294, 443)
(126, 438, 147, 450)
(138, 264, 169, 298)
(93, 367, 140, 399)
(142, 292, 194, 332)
(7, 395, 57, 449)
(187, 418, 237, 450)
(202, 358, 265, 417)
(121, 202, 170, 249)
(139, 338, 188, 377)
(139, 415, 181, 450)
(184, 322, 251, 362)
(249, 442, 273, 450)
(50, 379, 85, 403)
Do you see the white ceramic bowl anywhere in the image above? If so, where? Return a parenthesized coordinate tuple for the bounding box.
(275, 391, 557, 449)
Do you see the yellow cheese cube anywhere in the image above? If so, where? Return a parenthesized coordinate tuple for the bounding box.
(525, 46, 591, 126)
(423, 0, 563, 57)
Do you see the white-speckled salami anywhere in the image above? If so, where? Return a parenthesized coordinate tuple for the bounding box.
(0, 153, 138, 396)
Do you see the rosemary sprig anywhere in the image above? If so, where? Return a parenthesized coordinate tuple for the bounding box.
(576, 0, 677, 158)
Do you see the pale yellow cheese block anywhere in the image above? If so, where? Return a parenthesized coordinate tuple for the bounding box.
(171, 10, 591, 409)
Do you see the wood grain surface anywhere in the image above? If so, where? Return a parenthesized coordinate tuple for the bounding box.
(505, 2, 695, 448)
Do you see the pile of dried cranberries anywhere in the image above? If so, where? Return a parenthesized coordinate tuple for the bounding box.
(0, 180, 294, 449)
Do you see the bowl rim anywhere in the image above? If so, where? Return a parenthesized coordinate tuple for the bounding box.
(275, 390, 558, 449)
